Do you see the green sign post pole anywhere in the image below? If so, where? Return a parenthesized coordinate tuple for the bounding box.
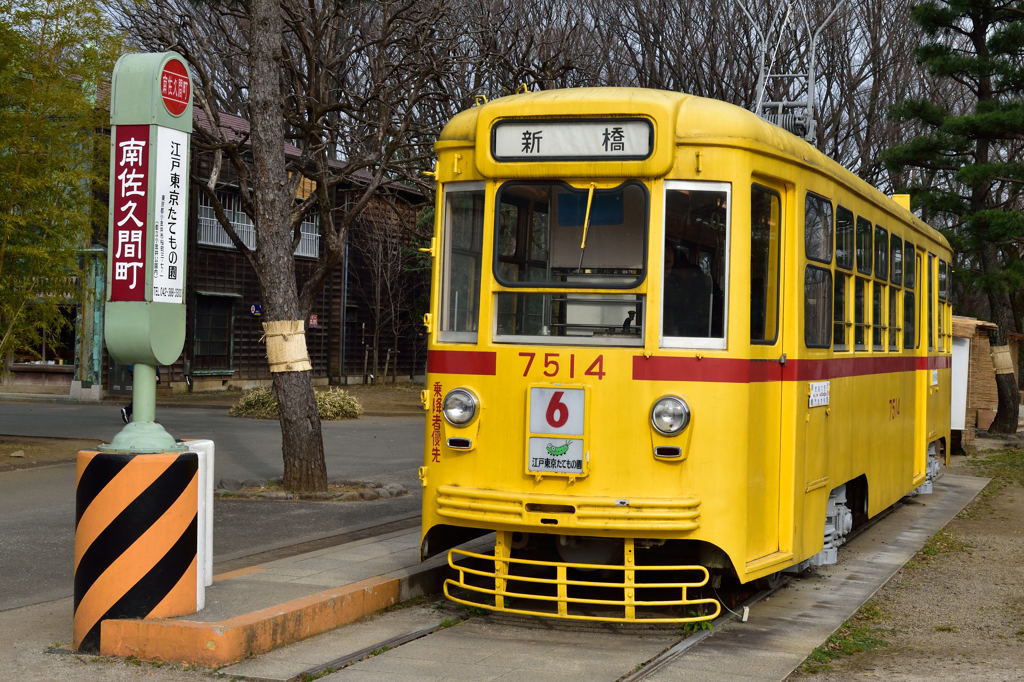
(102, 52, 193, 453)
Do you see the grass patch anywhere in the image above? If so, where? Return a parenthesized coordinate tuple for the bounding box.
(918, 529, 971, 558)
(229, 386, 362, 420)
(965, 447, 1024, 489)
(797, 602, 888, 675)
(902, 529, 971, 571)
(678, 612, 714, 634)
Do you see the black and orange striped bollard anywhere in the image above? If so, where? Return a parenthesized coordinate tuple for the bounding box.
(73, 450, 199, 653)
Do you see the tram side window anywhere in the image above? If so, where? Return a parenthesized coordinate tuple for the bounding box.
(440, 187, 484, 341)
(938, 260, 949, 351)
(854, 277, 867, 350)
(872, 282, 885, 351)
(856, 217, 872, 275)
(874, 226, 888, 281)
(663, 184, 728, 345)
(834, 206, 854, 351)
(836, 206, 854, 270)
(904, 243, 917, 349)
(833, 273, 848, 350)
(750, 186, 780, 344)
(889, 281, 899, 351)
(804, 265, 832, 348)
(928, 254, 936, 351)
(805, 193, 833, 264)
(889, 235, 902, 351)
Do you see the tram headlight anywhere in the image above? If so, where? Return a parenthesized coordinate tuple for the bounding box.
(650, 396, 690, 436)
(442, 388, 478, 426)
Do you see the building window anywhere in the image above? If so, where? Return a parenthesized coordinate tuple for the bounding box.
(193, 295, 233, 370)
(295, 214, 320, 258)
(197, 191, 256, 249)
(197, 191, 319, 257)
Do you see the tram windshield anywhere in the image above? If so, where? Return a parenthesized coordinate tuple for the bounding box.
(493, 181, 647, 345)
(494, 182, 647, 287)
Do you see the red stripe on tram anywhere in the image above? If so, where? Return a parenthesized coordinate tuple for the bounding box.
(428, 350, 497, 376)
(633, 354, 950, 383)
(784, 356, 919, 381)
(632, 356, 783, 383)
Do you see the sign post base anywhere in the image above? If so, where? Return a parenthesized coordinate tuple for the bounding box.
(103, 421, 184, 454)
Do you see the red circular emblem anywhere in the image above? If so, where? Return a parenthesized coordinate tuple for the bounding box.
(160, 59, 190, 116)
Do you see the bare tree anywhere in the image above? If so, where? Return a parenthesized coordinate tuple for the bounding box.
(108, 0, 454, 491)
(348, 202, 425, 381)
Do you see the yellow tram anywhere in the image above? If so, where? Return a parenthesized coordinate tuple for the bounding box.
(419, 88, 952, 623)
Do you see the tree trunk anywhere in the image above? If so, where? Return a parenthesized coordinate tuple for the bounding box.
(988, 327, 1019, 435)
(248, 0, 327, 491)
(978, 235, 1019, 434)
(991, 372, 1019, 434)
(274, 370, 327, 489)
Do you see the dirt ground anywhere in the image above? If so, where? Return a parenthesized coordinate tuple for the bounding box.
(791, 440, 1024, 680)
(0, 435, 99, 471)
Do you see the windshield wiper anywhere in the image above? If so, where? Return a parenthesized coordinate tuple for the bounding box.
(577, 182, 597, 271)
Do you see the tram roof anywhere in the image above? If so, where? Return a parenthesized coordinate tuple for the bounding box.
(438, 87, 949, 251)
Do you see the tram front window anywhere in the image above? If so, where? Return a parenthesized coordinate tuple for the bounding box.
(662, 183, 729, 349)
(493, 181, 646, 345)
(495, 182, 646, 287)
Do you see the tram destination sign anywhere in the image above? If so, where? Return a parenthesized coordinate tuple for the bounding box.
(492, 118, 652, 161)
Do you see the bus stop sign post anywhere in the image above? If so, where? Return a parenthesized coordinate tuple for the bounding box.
(103, 52, 193, 454)
(73, 52, 208, 655)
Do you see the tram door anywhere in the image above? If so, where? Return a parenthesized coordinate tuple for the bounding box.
(745, 183, 785, 560)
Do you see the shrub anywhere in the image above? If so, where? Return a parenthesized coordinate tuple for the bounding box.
(229, 386, 363, 420)
(316, 387, 363, 419)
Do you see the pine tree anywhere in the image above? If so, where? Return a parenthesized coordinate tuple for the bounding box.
(0, 0, 120, 363)
(883, 0, 1024, 434)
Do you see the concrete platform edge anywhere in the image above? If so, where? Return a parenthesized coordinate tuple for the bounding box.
(93, 534, 482, 668)
(99, 575, 401, 667)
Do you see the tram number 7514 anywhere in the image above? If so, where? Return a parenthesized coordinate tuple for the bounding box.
(519, 352, 606, 380)
(889, 397, 901, 420)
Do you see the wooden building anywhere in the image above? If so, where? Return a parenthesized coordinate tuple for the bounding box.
(98, 109, 429, 396)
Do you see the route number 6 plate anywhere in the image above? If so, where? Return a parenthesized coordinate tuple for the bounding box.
(527, 387, 585, 476)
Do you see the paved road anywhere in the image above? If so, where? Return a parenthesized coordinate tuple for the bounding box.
(0, 400, 425, 611)
(0, 401, 424, 485)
